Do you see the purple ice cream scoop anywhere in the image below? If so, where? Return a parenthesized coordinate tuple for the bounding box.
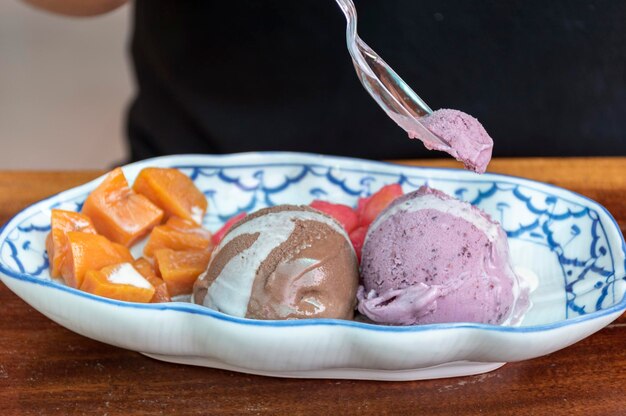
(357, 186, 529, 326)
(411, 109, 494, 174)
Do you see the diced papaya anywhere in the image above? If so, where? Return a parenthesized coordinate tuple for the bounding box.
(143, 220, 213, 258)
(165, 216, 201, 231)
(154, 249, 211, 296)
(61, 231, 133, 289)
(82, 167, 164, 247)
(46, 209, 97, 278)
(80, 262, 155, 303)
(133, 257, 159, 279)
(132, 167, 208, 225)
(133, 258, 171, 303)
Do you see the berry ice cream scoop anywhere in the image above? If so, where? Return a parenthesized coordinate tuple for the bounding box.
(357, 186, 530, 326)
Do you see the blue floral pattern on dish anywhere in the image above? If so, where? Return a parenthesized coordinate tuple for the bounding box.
(1, 158, 624, 324)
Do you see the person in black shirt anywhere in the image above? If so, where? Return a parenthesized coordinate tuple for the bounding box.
(24, 0, 626, 161)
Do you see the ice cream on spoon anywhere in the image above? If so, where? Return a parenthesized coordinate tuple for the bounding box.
(415, 109, 493, 174)
(335, 0, 494, 173)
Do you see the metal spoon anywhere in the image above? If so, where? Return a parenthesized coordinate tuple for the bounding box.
(334, 0, 450, 147)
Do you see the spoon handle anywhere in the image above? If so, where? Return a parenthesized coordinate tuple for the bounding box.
(335, 0, 449, 148)
(356, 38, 433, 119)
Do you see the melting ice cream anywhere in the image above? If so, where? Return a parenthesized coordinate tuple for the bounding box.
(357, 186, 530, 326)
(193, 205, 359, 320)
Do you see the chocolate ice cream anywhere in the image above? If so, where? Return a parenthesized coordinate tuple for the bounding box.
(193, 205, 359, 320)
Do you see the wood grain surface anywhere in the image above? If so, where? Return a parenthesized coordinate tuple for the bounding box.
(0, 158, 625, 416)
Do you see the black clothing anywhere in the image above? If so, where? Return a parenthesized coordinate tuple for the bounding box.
(128, 0, 626, 161)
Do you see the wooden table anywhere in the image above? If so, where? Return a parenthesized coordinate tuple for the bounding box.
(1, 158, 625, 415)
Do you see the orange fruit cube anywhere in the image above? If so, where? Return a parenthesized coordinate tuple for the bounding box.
(46, 209, 97, 278)
(154, 249, 211, 297)
(82, 167, 164, 247)
(80, 262, 155, 303)
(133, 258, 171, 303)
(133, 257, 159, 279)
(61, 231, 133, 288)
(132, 167, 207, 225)
(165, 216, 207, 232)
(143, 218, 213, 258)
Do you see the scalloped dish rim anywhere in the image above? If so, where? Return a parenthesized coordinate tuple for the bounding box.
(1, 152, 625, 335)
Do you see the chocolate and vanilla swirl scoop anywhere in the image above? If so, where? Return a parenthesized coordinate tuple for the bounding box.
(193, 205, 359, 320)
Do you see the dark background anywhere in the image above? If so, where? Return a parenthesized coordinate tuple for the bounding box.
(128, 0, 626, 161)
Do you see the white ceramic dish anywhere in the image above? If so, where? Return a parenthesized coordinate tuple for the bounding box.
(1, 153, 624, 381)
